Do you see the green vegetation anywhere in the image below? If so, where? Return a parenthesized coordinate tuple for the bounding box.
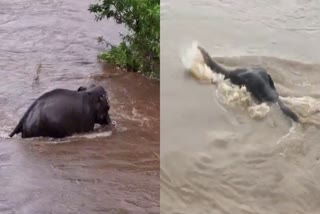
(89, 0, 160, 79)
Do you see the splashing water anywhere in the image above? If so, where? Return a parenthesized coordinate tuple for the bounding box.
(181, 41, 271, 120)
(180, 42, 320, 124)
(280, 96, 320, 126)
(181, 41, 225, 83)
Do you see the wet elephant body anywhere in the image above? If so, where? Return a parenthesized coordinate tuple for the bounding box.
(9, 85, 112, 138)
(198, 46, 299, 122)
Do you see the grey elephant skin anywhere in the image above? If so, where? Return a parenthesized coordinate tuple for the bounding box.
(9, 85, 112, 138)
(198, 46, 299, 122)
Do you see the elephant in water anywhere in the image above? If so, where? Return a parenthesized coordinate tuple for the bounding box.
(9, 84, 114, 138)
(197, 46, 299, 122)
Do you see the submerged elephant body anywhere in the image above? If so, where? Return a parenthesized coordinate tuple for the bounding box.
(197, 46, 299, 122)
(9, 85, 112, 138)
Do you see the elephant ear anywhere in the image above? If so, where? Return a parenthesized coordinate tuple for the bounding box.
(77, 86, 87, 91)
(87, 86, 109, 105)
(267, 74, 276, 90)
(99, 94, 109, 104)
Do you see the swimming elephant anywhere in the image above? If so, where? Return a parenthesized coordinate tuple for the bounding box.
(9, 84, 112, 138)
(198, 46, 299, 122)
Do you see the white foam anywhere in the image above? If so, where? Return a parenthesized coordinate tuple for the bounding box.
(2, 123, 117, 142)
(181, 41, 270, 120)
(248, 103, 271, 120)
(80, 131, 113, 139)
(181, 41, 224, 83)
(279, 96, 320, 126)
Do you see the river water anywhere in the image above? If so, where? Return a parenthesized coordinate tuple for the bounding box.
(161, 1, 320, 213)
(0, 1, 159, 213)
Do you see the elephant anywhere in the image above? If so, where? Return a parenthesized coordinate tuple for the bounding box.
(9, 84, 113, 138)
(198, 46, 299, 122)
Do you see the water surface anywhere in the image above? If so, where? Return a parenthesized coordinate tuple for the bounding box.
(0, 1, 159, 213)
(161, 1, 320, 213)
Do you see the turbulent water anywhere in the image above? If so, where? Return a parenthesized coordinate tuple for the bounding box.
(161, 1, 320, 213)
(0, 1, 159, 213)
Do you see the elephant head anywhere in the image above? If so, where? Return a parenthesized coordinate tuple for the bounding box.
(77, 85, 112, 126)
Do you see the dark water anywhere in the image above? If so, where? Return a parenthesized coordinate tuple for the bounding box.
(0, 1, 159, 213)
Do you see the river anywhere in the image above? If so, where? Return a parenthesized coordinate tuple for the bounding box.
(0, 0, 159, 213)
(161, 1, 320, 213)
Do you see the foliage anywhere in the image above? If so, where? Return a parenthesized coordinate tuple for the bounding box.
(89, 0, 160, 79)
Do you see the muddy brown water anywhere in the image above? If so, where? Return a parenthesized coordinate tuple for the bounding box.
(161, 1, 320, 214)
(0, 1, 159, 213)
